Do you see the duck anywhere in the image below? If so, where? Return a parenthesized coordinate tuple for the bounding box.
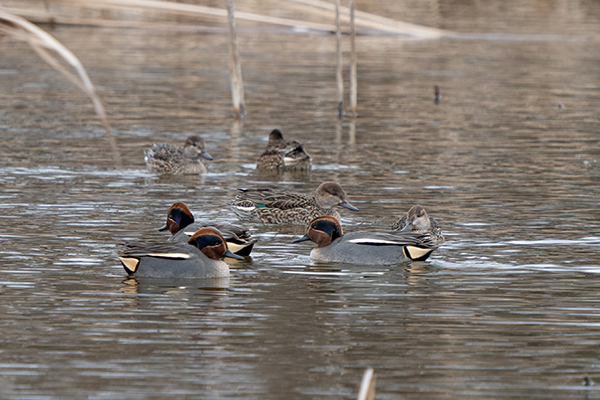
(159, 201, 256, 256)
(118, 228, 244, 278)
(256, 129, 311, 170)
(230, 181, 359, 225)
(144, 135, 213, 174)
(293, 216, 441, 265)
(391, 205, 445, 253)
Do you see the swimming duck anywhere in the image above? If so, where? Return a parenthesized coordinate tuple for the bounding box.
(144, 135, 213, 174)
(293, 216, 440, 264)
(118, 228, 244, 278)
(230, 181, 359, 225)
(159, 201, 256, 256)
(391, 205, 445, 251)
(256, 129, 311, 170)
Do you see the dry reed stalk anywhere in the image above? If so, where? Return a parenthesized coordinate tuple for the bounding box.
(227, 0, 245, 117)
(1, 7, 228, 32)
(357, 367, 376, 400)
(0, 9, 121, 164)
(62, 0, 338, 33)
(286, 0, 448, 38)
(349, 0, 357, 116)
(335, 0, 343, 117)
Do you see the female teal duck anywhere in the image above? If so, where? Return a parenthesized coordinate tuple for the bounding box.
(293, 216, 440, 265)
(256, 129, 311, 170)
(144, 135, 213, 174)
(118, 228, 243, 278)
(159, 202, 257, 256)
(391, 205, 445, 252)
(230, 181, 359, 225)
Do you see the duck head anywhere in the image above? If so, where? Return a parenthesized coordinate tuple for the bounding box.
(183, 135, 213, 161)
(188, 228, 244, 260)
(400, 205, 432, 233)
(267, 129, 286, 146)
(314, 182, 359, 211)
(293, 216, 344, 248)
(159, 202, 195, 234)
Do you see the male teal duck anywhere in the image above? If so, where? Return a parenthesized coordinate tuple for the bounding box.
(256, 129, 311, 170)
(159, 201, 257, 256)
(293, 216, 440, 265)
(118, 228, 243, 278)
(391, 205, 445, 252)
(144, 135, 213, 174)
(230, 181, 359, 225)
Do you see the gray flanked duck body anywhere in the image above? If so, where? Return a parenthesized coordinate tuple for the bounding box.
(230, 181, 358, 225)
(144, 135, 213, 174)
(118, 228, 243, 278)
(294, 216, 441, 265)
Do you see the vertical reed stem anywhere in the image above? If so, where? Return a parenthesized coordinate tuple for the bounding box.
(335, 0, 344, 117)
(349, 0, 357, 116)
(227, 0, 245, 117)
(357, 367, 376, 400)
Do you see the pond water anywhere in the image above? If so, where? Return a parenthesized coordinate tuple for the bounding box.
(2, 0, 600, 399)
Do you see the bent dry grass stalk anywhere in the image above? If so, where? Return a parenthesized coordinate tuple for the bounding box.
(0, 9, 121, 165)
(286, 0, 449, 38)
(70, 0, 337, 32)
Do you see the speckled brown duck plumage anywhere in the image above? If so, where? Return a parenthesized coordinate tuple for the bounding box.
(144, 135, 213, 174)
(256, 129, 311, 170)
(391, 205, 445, 249)
(229, 181, 358, 225)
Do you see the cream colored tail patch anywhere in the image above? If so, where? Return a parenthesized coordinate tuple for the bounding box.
(403, 246, 433, 261)
(119, 257, 140, 274)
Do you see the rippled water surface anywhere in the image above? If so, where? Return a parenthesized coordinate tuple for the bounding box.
(2, 0, 600, 399)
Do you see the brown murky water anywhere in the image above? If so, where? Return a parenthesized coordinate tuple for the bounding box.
(2, 0, 600, 399)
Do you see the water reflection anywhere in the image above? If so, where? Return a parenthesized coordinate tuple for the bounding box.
(2, 0, 600, 398)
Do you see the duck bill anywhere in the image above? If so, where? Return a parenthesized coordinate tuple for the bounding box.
(224, 248, 245, 260)
(341, 200, 359, 212)
(293, 234, 311, 243)
(200, 150, 214, 161)
(400, 223, 411, 232)
(158, 224, 169, 232)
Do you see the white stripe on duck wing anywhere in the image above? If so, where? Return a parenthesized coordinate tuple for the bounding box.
(293, 216, 440, 264)
(118, 228, 243, 278)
